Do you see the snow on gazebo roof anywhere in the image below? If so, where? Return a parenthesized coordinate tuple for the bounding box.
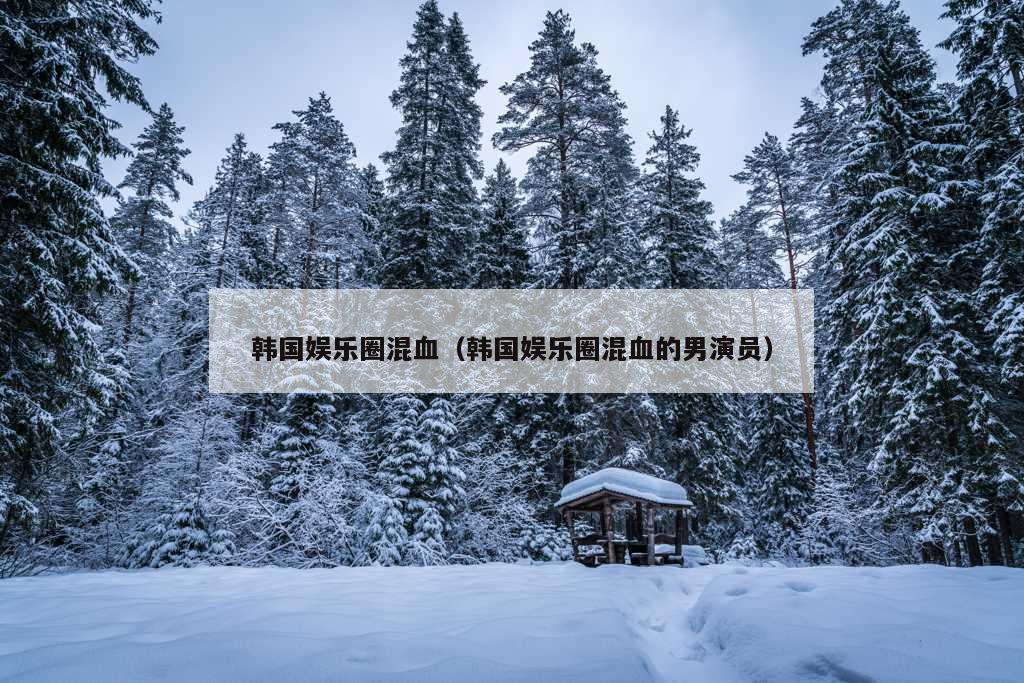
(555, 467, 692, 509)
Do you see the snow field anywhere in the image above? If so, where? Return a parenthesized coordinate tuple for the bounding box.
(0, 563, 1021, 682)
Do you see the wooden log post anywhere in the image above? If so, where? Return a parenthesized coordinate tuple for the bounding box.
(647, 505, 656, 566)
(634, 501, 643, 541)
(603, 499, 616, 565)
(566, 510, 577, 561)
(674, 509, 683, 564)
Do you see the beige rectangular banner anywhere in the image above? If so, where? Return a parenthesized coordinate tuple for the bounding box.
(208, 289, 814, 394)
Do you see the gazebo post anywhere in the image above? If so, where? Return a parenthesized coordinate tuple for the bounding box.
(646, 505, 656, 566)
(566, 510, 577, 561)
(634, 501, 643, 541)
(674, 509, 683, 564)
(603, 499, 616, 564)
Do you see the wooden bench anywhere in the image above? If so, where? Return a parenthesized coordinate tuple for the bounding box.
(629, 534, 684, 566)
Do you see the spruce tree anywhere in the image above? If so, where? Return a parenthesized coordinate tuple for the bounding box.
(112, 103, 193, 342)
(641, 105, 716, 288)
(379, 1, 484, 289)
(474, 160, 532, 288)
(831, 36, 1016, 560)
(0, 0, 158, 557)
(268, 93, 364, 288)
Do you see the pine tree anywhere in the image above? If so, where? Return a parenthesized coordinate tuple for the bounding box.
(802, 0, 926, 117)
(494, 9, 631, 290)
(112, 103, 193, 342)
(718, 205, 781, 291)
(830, 35, 1016, 560)
(494, 10, 643, 489)
(379, 1, 485, 289)
(268, 395, 336, 504)
(0, 0, 158, 558)
(942, 1, 1024, 388)
(196, 133, 268, 288)
(377, 395, 466, 564)
(641, 105, 716, 288)
(941, 0, 1024, 564)
(67, 347, 137, 566)
(132, 496, 235, 568)
(474, 160, 532, 287)
(732, 133, 818, 470)
(719, 205, 812, 556)
(268, 93, 364, 288)
(353, 164, 389, 285)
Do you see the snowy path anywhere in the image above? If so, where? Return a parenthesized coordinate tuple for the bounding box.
(0, 563, 1021, 682)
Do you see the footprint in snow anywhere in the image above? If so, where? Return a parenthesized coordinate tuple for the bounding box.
(784, 581, 816, 593)
(725, 586, 748, 597)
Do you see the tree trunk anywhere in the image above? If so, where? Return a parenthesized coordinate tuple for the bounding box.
(123, 284, 136, 344)
(215, 181, 238, 288)
(996, 507, 1015, 567)
(962, 517, 985, 566)
(774, 170, 817, 471)
(985, 518, 1005, 566)
(646, 506, 656, 566)
(603, 500, 616, 564)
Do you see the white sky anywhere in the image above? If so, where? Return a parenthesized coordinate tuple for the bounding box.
(104, 1, 956, 225)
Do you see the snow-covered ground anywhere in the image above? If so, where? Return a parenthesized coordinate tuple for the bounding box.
(0, 562, 1021, 682)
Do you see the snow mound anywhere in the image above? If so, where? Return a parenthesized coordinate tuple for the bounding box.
(556, 467, 691, 508)
(689, 564, 1024, 683)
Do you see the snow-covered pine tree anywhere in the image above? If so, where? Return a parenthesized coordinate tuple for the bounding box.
(494, 9, 631, 291)
(111, 103, 193, 343)
(631, 105, 743, 546)
(353, 164, 389, 286)
(268, 93, 365, 288)
(474, 160, 532, 288)
(123, 219, 239, 568)
(0, 0, 157, 561)
(718, 205, 780, 292)
(732, 132, 818, 471)
(67, 347, 137, 567)
(719, 205, 812, 558)
(377, 395, 426, 555)
(494, 9, 645, 490)
(802, 0, 924, 119)
(830, 33, 1016, 562)
(376, 395, 466, 565)
(379, 1, 485, 289)
(641, 105, 717, 289)
(132, 495, 235, 569)
(941, 1, 1024, 564)
(196, 133, 268, 288)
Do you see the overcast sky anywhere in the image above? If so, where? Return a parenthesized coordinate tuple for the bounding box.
(104, 1, 956, 225)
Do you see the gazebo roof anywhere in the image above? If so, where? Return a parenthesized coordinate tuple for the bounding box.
(555, 467, 692, 510)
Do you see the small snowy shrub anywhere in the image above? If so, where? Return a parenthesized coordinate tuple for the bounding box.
(129, 497, 235, 568)
(519, 521, 572, 562)
(724, 534, 760, 562)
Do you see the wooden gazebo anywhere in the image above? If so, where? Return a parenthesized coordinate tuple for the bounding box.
(556, 468, 693, 567)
